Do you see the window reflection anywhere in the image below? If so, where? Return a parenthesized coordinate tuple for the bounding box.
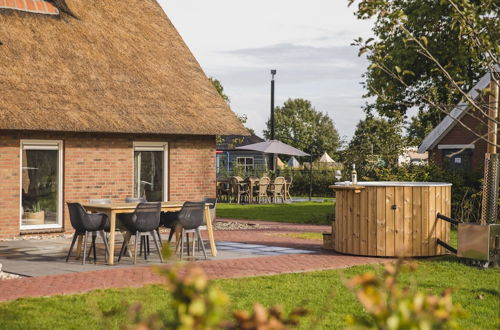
(134, 151, 164, 202)
(21, 149, 59, 226)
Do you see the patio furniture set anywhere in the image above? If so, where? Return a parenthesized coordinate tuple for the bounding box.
(65, 197, 217, 265)
(217, 176, 292, 204)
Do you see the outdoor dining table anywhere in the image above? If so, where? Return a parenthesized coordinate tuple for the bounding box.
(82, 201, 217, 265)
(245, 177, 260, 204)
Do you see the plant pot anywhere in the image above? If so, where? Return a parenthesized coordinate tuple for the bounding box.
(24, 211, 45, 225)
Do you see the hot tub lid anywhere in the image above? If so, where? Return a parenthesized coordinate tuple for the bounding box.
(335, 181, 452, 187)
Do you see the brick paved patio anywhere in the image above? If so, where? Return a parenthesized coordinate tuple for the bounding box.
(0, 220, 389, 302)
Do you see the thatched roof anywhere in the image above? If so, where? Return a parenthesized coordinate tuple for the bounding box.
(0, 0, 248, 136)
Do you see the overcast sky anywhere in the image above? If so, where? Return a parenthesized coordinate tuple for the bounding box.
(159, 0, 373, 141)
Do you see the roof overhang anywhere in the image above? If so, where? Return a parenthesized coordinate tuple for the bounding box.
(418, 70, 495, 153)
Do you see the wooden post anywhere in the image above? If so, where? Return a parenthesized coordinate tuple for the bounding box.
(487, 73, 498, 154)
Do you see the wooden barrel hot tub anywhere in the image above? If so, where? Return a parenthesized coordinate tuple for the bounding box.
(330, 182, 452, 257)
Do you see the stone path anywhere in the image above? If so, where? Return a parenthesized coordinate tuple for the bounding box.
(0, 220, 388, 302)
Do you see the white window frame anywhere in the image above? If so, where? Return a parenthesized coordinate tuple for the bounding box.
(438, 144, 475, 150)
(19, 140, 63, 230)
(236, 157, 254, 172)
(133, 142, 169, 202)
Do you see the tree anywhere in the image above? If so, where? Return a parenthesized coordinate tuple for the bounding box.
(209, 77, 254, 144)
(350, 0, 499, 144)
(343, 116, 407, 178)
(209, 77, 230, 104)
(263, 98, 341, 157)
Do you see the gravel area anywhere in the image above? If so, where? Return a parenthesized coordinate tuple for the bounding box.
(0, 234, 73, 242)
(0, 264, 23, 280)
(214, 221, 268, 230)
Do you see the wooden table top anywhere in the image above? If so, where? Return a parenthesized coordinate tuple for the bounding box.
(82, 201, 186, 210)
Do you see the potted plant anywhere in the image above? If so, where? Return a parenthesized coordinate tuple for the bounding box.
(24, 202, 45, 225)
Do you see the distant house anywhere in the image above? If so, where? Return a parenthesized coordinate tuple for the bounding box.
(418, 71, 499, 170)
(398, 147, 428, 166)
(0, 1, 246, 238)
(216, 134, 269, 176)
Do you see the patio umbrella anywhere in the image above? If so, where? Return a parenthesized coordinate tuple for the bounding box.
(235, 140, 310, 157)
(236, 140, 313, 200)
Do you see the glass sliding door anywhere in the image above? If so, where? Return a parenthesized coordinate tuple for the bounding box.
(20, 141, 63, 229)
(133, 143, 168, 202)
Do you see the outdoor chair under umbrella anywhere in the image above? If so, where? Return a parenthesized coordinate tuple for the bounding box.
(236, 140, 313, 200)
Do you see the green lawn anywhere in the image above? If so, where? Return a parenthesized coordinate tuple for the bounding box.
(0, 257, 498, 329)
(217, 201, 334, 225)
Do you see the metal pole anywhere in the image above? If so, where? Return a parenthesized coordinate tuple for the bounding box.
(271, 70, 276, 140)
(309, 155, 313, 201)
(270, 69, 276, 172)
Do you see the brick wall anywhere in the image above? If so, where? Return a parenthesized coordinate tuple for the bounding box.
(429, 112, 499, 169)
(169, 136, 217, 201)
(0, 132, 216, 238)
(0, 134, 20, 238)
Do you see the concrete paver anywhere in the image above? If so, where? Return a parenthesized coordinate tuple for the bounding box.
(0, 220, 389, 302)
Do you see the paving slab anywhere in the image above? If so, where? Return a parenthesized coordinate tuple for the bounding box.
(0, 220, 391, 302)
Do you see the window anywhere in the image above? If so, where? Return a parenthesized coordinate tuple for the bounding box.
(133, 142, 168, 202)
(442, 149, 472, 170)
(438, 144, 474, 170)
(236, 157, 254, 173)
(20, 140, 63, 230)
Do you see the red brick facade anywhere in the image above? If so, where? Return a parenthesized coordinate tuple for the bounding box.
(429, 112, 499, 169)
(0, 132, 216, 238)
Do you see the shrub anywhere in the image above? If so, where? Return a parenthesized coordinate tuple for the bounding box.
(346, 260, 465, 329)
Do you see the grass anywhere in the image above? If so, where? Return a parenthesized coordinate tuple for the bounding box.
(217, 201, 334, 225)
(279, 232, 324, 240)
(0, 257, 498, 329)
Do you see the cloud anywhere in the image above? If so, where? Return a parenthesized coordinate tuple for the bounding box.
(212, 43, 367, 87)
(225, 43, 360, 65)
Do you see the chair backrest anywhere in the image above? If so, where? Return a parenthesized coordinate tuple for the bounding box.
(203, 197, 217, 225)
(125, 197, 146, 203)
(229, 177, 240, 194)
(178, 201, 205, 230)
(132, 202, 161, 232)
(259, 177, 270, 194)
(67, 202, 87, 232)
(89, 198, 111, 205)
(273, 177, 286, 193)
(67, 202, 104, 232)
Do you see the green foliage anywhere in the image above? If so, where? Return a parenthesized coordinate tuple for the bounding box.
(342, 116, 407, 178)
(349, 0, 499, 143)
(276, 169, 337, 198)
(209, 77, 230, 104)
(264, 98, 341, 157)
(346, 260, 465, 329)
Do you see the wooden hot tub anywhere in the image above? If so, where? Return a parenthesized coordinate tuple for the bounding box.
(330, 182, 452, 257)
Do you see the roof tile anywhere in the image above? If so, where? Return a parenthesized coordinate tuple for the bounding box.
(0, 0, 59, 15)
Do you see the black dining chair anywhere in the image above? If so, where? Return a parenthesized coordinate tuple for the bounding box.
(178, 201, 207, 260)
(66, 203, 110, 265)
(121, 196, 153, 255)
(118, 202, 163, 264)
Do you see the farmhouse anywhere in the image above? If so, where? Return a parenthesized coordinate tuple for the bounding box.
(0, 0, 247, 238)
